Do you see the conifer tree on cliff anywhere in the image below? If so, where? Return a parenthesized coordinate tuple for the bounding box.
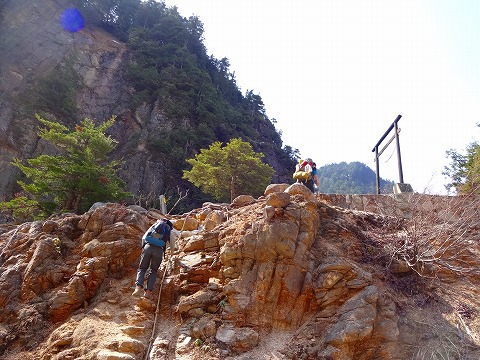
(0, 115, 129, 220)
(183, 138, 274, 203)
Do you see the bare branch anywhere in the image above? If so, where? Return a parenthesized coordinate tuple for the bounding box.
(167, 187, 189, 215)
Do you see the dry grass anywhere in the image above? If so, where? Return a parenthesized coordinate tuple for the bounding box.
(368, 193, 480, 280)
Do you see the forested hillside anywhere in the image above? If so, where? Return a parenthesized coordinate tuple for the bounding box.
(317, 161, 394, 194)
(0, 0, 297, 214)
(74, 0, 284, 152)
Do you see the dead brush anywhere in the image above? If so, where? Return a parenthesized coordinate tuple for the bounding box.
(377, 191, 480, 279)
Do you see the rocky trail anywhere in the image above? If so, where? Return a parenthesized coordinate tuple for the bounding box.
(0, 184, 479, 359)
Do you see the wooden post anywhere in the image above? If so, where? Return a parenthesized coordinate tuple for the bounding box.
(159, 195, 167, 214)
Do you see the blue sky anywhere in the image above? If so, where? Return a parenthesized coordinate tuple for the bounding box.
(164, 0, 480, 194)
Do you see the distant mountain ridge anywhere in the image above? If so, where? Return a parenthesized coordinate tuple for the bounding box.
(317, 161, 394, 194)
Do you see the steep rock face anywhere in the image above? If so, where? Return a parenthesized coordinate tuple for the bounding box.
(0, 0, 135, 199)
(0, 0, 177, 202)
(1, 188, 478, 359)
(0, 0, 293, 205)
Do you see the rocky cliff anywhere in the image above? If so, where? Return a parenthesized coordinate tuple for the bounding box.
(0, 0, 292, 207)
(0, 185, 478, 359)
(0, 0, 132, 198)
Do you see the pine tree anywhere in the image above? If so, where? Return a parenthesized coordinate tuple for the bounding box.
(0, 115, 129, 221)
(183, 138, 274, 202)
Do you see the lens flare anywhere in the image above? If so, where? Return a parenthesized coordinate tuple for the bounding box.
(60, 8, 84, 32)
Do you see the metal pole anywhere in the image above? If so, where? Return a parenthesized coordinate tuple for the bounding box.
(375, 146, 380, 194)
(371, 115, 404, 193)
(378, 128, 401, 157)
(394, 120, 404, 183)
(372, 115, 402, 152)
